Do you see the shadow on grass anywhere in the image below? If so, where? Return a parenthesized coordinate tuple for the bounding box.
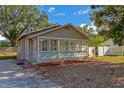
(0, 56, 16, 60)
(115, 62, 124, 65)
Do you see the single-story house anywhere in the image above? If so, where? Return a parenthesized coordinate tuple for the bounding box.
(98, 39, 124, 56)
(17, 23, 90, 63)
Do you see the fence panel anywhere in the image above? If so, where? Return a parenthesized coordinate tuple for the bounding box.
(0, 47, 16, 55)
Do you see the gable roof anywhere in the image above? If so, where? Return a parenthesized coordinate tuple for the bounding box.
(18, 24, 61, 40)
(18, 23, 89, 41)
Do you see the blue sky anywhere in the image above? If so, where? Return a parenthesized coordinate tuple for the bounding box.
(40, 5, 92, 26)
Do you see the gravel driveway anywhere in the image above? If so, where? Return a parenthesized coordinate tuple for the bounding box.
(0, 60, 56, 88)
(39, 62, 124, 88)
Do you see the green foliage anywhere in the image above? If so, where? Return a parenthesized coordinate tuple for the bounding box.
(89, 35, 104, 47)
(35, 11, 50, 29)
(60, 57, 64, 62)
(74, 57, 80, 61)
(0, 6, 50, 47)
(89, 35, 104, 56)
(77, 25, 95, 37)
(0, 42, 11, 47)
(91, 5, 124, 45)
(0, 6, 39, 46)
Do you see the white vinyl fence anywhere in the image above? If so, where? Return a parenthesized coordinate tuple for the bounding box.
(98, 46, 124, 56)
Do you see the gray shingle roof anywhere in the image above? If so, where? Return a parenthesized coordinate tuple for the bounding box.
(18, 24, 61, 40)
(18, 23, 90, 41)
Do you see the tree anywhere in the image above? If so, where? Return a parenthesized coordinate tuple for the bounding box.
(91, 5, 124, 45)
(89, 35, 104, 56)
(0, 42, 11, 47)
(77, 25, 95, 37)
(0, 6, 38, 46)
(0, 6, 50, 47)
(35, 11, 50, 29)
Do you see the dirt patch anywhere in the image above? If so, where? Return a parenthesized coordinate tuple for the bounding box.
(30, 62, 124, 88)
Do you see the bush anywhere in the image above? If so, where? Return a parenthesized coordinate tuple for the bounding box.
(0, 42, 11, 47)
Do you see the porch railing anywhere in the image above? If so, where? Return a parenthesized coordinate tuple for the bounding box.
(30, 51, 38, 61)
(31, 50, 88, 62)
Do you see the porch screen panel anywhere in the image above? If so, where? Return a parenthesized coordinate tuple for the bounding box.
(42, 40, 48, 51)
(74, 41, 83, 51)
(39, 39, 49, 51)
(69, 41, 75, 51)
(51, 40, 57, 51)
(79, 41, 83, 51)
(60, 40, 64, 51)
(65, 41, 69, 51)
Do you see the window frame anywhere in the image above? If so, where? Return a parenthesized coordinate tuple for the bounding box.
(50, 40, 58, 51)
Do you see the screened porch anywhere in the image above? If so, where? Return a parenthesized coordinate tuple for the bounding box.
(29, 36, 89, 63)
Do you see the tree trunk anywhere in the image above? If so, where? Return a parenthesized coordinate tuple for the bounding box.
(95, 46, 98, 56)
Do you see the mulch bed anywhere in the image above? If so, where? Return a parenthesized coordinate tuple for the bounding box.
(33, 57, 98, 67)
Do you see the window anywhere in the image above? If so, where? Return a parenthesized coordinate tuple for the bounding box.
(51, 40, 57, 51)
(69, 41, 74, 51)
(75, 41, 83, 51)
(39, 39, 58, 51)
(79, 41, 82, 51)
(65, 41, 69, 51)
(42, 40, 48, 51)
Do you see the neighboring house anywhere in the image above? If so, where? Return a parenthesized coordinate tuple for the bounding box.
(98, 39, 124, 56)
(0, 40, 11, 47)
(17, 23, 90, 63)
(0, 40, 10, 43)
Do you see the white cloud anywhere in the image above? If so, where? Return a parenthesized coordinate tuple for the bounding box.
(54, 13, 65, 16)
(80, 23, 87, 27)
(73, 9, 90, 15)
(48, 7, 56, 13)
(80, 22, 96, 30)
(89, 22, 97, 30)
(0, 34, 6, 40)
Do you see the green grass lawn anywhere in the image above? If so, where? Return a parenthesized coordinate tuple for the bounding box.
(94, 56, 124, 64)
(0, 53, 16, 60)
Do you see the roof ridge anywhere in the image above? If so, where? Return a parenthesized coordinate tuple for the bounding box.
(36, 24, 61, 32)
(21, 24, 61, 36)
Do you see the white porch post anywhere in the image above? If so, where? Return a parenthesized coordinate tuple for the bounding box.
(37, 36, 39, 62)
(26, 39, 29, 61)
(86, 43, 89, 57)
(57, 40, 60, 59)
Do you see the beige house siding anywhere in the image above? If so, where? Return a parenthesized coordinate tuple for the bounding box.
(28, 37, 38, 61)
(17, 24, 89, 63)
(18, 38, 26, 60)
(17, 35, 39, 61)
(40, 28, 87, 41)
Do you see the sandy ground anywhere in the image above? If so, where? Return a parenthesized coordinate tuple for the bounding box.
(0, 60, 56, 88)
(3, 59, 124, 88)
(29, 62, 124, 88)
